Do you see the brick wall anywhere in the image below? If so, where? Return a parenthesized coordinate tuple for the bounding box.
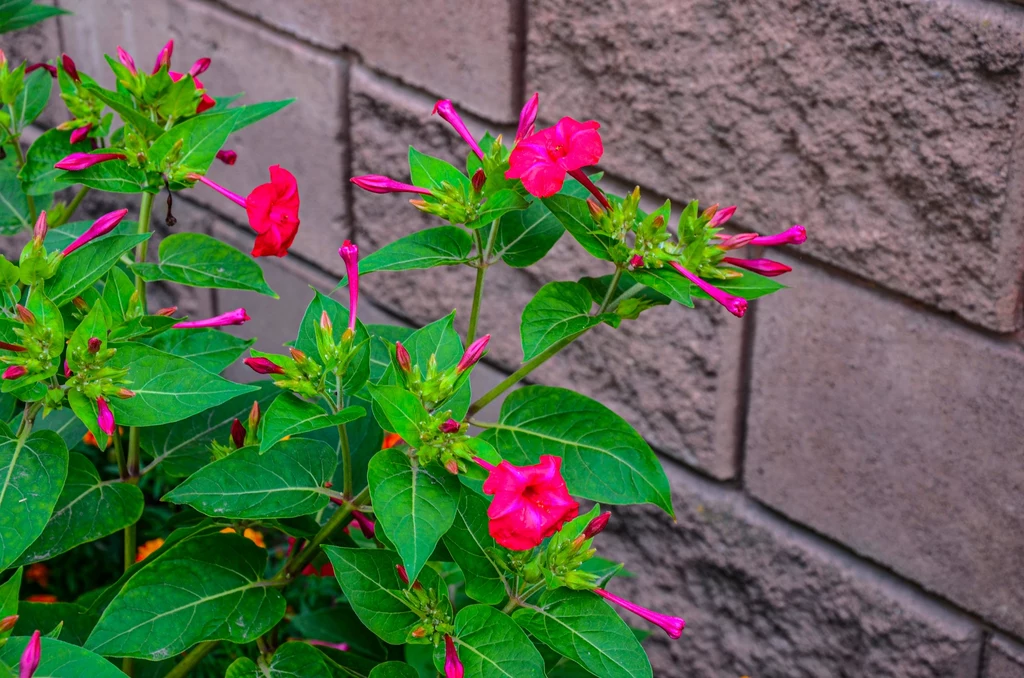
(10, 0, 1024, 674)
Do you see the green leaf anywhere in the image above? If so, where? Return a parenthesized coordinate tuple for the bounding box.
(230, 99, 295, 133)
(369, 662, 419, 678)
(697, 268, 785, 300)
(512, 589, 651, 678)
(0, 430, 68, 570)
(0, 637, 127, 677)
(68, 389, 107, 451)
(409, 147, 471, 193)
(144, 328, 255, 374)
(368, 324, 412, 381)
(9, 68, 51, 132)
(0, 156, 31, 231)
(295, 291, 370, 395)
(291, 604, 386, 660)
(442, 488, 507, 604)
(367, 448, 460, 581)
(19, 129, 91, 196)
(67, 301, 107, 372)
(102, 266, 136, 323)
(133, 232, 277, 297)
(479, 386, 672, 515)
(365, 384, 429, 444)
(351, 226, 474, 279)
(435, 605, 545, 678)
(0, 3, 68, 32)
(0, 567, 21, 642)
(493, 175, 595, 268)
(140, 381, 278, 477)
(630, 268, 694, 307)
(267, 642, 333, 677)
(259, 393, 363, 453)
(542, 194, 617, 262)
(13, 602, 98, 647)
(15, 452, 143, 564)
(85, 532, 285, 659)
(106, 342, 258, 426)
(322, 546, 420, 645)
(163, 438, 336, 519)
(48, 234, 151, 306)
(82, 84, 165, 139)
(226, 657, 259, 678)
(149, 110, 240, 176)
(56, 159, 149, 194)
(466, 189, 530, 230)
(520, 281, 603, 361)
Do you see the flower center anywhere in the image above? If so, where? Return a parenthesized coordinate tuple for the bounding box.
(546, 139, 569, 160)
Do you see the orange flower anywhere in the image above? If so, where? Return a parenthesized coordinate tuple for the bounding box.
(135, 538, 164, 562)
(25, 594, 57, 603)
(24, 563, 49, 589)
(382, 432, 403, 449)
(220, 527, 265, 548)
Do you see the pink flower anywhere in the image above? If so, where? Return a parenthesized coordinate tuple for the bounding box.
(439, 418, 460, 434)
(169, 71, 215, 114)
(750, 225, 807, 247)
(2, 366, 26, 380)
(514, 92, 539, 146)
(152, 39, 173, 74)
(19, 630, 40, 678)
(456, 335, 490, 373)
(709, 205, 736, 227)
(629, 254, 644, 269)
(231, 419, 245, 448)
(244, 357, 285, 375)
(63, 361, 71, 378)
(172, 308, 250, 329)
(350, 175, 432, 195)
(97, 397, 115, 436)
(69, 124, 91, 145)
(189, 57, 211, 77)
(351, 510, 375, 540)
(444, 635, 464, 678)
(395, 564, 410, 585)
(477, 455, 579, 551)
(582, 511, 611, 539)
(117, 46, 137, 75)
(54, 152, 126, 171)
(669, 262, 747, 318)
(62, 209, 129, 256)
(594, 588, 685, 639)
(506, 117, 603, 198)
(216, 149, 237, 165)
(24, 63, 56, 77)
(338, 240, 359, 333)
(722, 257, 791, 277)
(433, 99, 483, 159)
(61, 54, 79, 83)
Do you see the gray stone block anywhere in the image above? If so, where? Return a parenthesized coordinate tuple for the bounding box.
(985, 636, 1024, 678)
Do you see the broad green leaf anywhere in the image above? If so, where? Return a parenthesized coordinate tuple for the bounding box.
(409, 147, 471, 193)
(230, 99, 295, 133)
(56, 159, 149, 194)
(365, 384, 428, 444)
(144, 328, 255, 374)
(226, 657, 259, 678)
(479, 386, 672, 515)
(442, 488, 507, 604)
(9, 68, 51, 132)
(630, 268, 694, 307)
(140, 381, 278, 477)
(259, 393, 363, 453)
(48, 234, 151, 306)
(83, 84, 165, 139)
(163, 438, 336, 519)
(133, 232, 277, 297)
(85, 532, 285, 659)
(291, 604, 387, 660)
(367, 448, 460, 581)
(0, 637, 126, 677)
(368, 324, 412, 381)
(0, 156, 31, 231)
(68, 389, 107, 451)
(369, 662, 419, 678)
(0, 430, 69, 570)
(696, 268, 785, 300)
(67, 301, 107, 372)
(0, 567, 21, 642)
(13, 602, 99, 647)
(102, 267, 136, 323)
(348, 227, 474, 280)
(433, 605, 545, 678)
(520, 281, 604, 361)
(267, 642, 332, 677)
(466, 189, 530, 229)
(149, 110, 240, 177)
(19, 129, 91, 196)
(513, 589, 651, 678)
(542, 194, 618, 262)
(106, 314, 177, 342)
(323, 547, 420, 644)
(0, 3, 68, 32)
(16, 452, 143, 564)
(294, 291, 370, 395)
(580, 273, 670, 322)
(493, 175, 595, 268)
(106, 342, 258, 426)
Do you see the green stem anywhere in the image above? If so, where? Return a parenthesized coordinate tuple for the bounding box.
(336, 373, 353, 498)
(280, 487, 368, 580)
(133, 191, 154, 309)
(3, 119, 35, 223)
(54, 186, 91, 227)
(466, 265, 486, 346)
(161, 641, 218, 678)
(112, 428, 128, 481)
(597, 267, 624, 314)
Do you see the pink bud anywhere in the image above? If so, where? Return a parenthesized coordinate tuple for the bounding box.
(32, 211, 47, 246)
(670, 262, 747, 318)
(115, 388, 135, 399)
(594, 588, 685, 639)
(152, 39, 173, 73)
(230, 419, 245, 448)
(25, 63, 56, 77)
(629, 254, 644, 269)
(19, 630, 41, 678)
(61, 54, 79, 83)
(350, 175, 432, 196)
(97, 396, 115, 435)
(471, 168, 486, 193)
(216, 149, 237, 166)
(189, 57, 211, 77)
(395, 342, 412, 373)
(54, 152, 126, 172)
(514, 92, 539, 145)
(749, 225, 807, 247)
(117, 46, 137, 75)
(432, 99, 484, 159)
(2, 366, 26, 380)
(722, 256, 791, 277)
(351, 510, 375, 539)
(456, 335, 490, 373)
(440, 418, 460, 434)
(444, 635, 464, 678)
(156, 306, 178, 317)
(15, 305, 34, 325)
(173, 308, 250, 329)
(62, 208, 129, 256)
(339, 240, 360, 333)
(63, 360, 71, 378)
(69, 124, 91, 146)
(708, 205, 736, 228)
(0, 614, 17, 632)
(0, 342, 24, 353)
(582, 511, 611, 539)
(87, 337, 102, 353)
(395, 564, 410, 585)
(717, 232, 759, 251)
(305, 639, 349, 652)
(244, 357, 285, 375)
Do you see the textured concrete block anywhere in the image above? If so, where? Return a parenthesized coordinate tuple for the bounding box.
(527, 0, 1024, 331)
(599, 462, 982, 677)
(219, 0, 521, 121)
(747, 258, 1024, 636)
(350, 67, 746, 479)
(59, 0, 348, 274)
(985, 637, 1024, 678)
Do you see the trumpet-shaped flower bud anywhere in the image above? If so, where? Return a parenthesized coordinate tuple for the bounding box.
(0, 342, 25, 353)
(750, 225, 807, 247)
(722, 256, 791, 277)
(444, 635, 464, 678)
(152, 39, 173, 73)
(155, 306, 178, 317)
(216, 149, 237, 165)
(69, 124, 91, 146)
(115, 388, 135, 399)
(507, 117, 603, 198)
(339, 240, 359, 332)
(61, 54, 79, 83)
(395, 341, 412, 374)
(717, 232, 759, 251)
(248, 401, 260, 431)
(457, 335, 490, 373)
(25, 63, 56, 77)
(3, 366, 26, 380)
(189, 57, 211, 77)
(117, 46, 137, 75)
(351, 510, 375, 539)
(709, 205, 736, 227)
(350, 175, 431, 196)
(87, 337, 102, 353)
(514, 92, 540, 146)
(54, 152, 126, 171)
(230, 419, 245, 448)
(244, 357, 285, 375)
(31, 211, 47, 247)
(172, 308, 250, 329)
(594, 588, 685, 639)
(62, 208, 128, 256)
(289, 348, 307, 365)
(63, 360, 71, 378)
(440, 418, 460, 434)
(0, 614, 17, 632)
(629, 254, 644, 269)
(19, 630, 41, 678)
(304, 639, 349, 652)
(96, 396, 115, 436)
(471, 168, 486, 193)
(669, 262, 747, 318)
(433, 99, 484, 159)
(582, 511, 611, 540)
(395, 564, 410, 585)
(15, 305, 34, 325)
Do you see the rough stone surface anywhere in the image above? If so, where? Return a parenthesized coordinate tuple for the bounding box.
(350, 67, 745, 478)
(599, 461, 982, 677)
(58, 0, 348, 275)
(985, 636, 1024, 678)
(747, 258, 1024, 637)
(218, 0, 521, 122)
(527, 0, 1024, 332)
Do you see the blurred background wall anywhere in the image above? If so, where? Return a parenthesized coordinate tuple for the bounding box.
(7, 1, 1024, 675)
